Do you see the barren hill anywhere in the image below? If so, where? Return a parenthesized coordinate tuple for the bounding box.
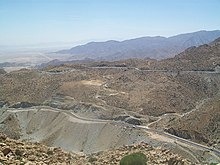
(0, 108, 146, 154)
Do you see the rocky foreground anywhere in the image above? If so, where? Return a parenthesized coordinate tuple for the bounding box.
(75, 143, 194, 165)
(0, 133, 197, 165)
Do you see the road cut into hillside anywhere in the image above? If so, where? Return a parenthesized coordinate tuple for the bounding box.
(0, 107, 147, 154)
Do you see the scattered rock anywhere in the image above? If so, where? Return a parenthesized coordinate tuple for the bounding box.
(0, 133, 7, 141)
(0, 133, 195, 165)
(125, 116, 142, 125)
(168, 157, 184, 165)
(2, 148, 12, 156)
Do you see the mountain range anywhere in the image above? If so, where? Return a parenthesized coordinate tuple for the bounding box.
(56, 30, 220, 61)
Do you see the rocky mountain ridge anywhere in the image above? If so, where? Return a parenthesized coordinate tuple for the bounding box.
(57, 30, 220, 61)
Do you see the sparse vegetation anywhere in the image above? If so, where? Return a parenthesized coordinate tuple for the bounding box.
(47, 149, 54, 155)
(120, 152, 147, 165)
(88, 156, 98, 163)
(15, 149, 23, 156)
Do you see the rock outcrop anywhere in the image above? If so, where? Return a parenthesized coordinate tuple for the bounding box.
(0, 133, 78, 164)
(0, 133, 195, 165)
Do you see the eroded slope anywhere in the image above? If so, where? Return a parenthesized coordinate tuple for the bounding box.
(0, 108, 146, 154)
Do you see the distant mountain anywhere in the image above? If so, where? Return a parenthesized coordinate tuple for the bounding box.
(56, 30, 220, 60)
(0, 62, 26, 68)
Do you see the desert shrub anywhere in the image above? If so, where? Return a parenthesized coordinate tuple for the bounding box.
(88, 156, 98, 163)
(210, 163, 218, 165)
(47, 150, 54, 155)
(15, 149, 23, 156)
(120, 152, 147, 165)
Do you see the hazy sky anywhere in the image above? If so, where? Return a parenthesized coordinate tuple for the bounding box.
(0, 0, 220, 45)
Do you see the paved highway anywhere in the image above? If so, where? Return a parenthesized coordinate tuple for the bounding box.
(137, 125, 220, 157)
(89, 66, 220, 74)
(40, 66, 220, 75)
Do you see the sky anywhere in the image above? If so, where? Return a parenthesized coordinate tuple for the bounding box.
(0, 0, 220, 46)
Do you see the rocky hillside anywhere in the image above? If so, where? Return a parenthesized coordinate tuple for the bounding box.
(166, 94, 220, 148)
(149, 37, 220, 71)
(141, 38, 220, 148)
(75, 142, 195, 165)
(0, 65, 219, 117)
(0, 133, 195, 165)
(0, 133, 78, 165)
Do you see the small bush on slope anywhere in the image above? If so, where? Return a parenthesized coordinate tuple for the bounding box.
(120, 152, 147, 165)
